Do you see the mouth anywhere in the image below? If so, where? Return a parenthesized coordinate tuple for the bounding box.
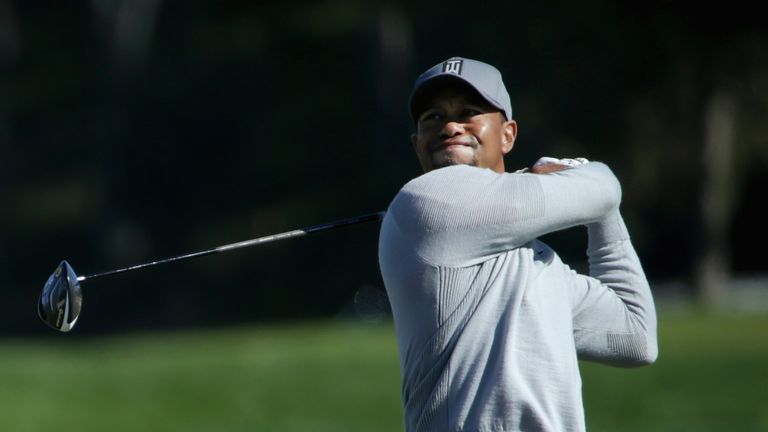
(431, 138, 476, 152)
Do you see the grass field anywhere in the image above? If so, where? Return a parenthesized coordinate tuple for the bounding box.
(1, 312, 767, 432)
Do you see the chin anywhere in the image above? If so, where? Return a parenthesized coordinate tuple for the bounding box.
(431, 156, 478, 170)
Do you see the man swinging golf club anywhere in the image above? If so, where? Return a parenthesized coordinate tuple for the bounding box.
(378, 57, 658, 431)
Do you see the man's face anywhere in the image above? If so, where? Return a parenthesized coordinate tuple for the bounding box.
(411, 84, 517, 173)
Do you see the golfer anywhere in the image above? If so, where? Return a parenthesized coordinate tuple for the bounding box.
(378, 57, 658, 432)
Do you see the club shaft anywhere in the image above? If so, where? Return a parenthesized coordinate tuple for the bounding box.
(78, 211, 386, 282)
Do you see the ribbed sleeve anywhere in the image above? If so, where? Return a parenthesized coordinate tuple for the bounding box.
(388, 163, 620, 266)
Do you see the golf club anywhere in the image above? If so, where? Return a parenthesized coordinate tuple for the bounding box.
(37, 211, 386, 332)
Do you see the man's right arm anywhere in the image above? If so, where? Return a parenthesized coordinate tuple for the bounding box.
(386, 161, 621, 266)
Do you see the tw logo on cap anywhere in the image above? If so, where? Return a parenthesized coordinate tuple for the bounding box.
(442, 59, 463, 75)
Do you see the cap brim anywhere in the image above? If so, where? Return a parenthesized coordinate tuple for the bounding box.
(409, 74, 505, 125)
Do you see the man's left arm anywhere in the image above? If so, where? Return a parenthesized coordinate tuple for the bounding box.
(532, 157, 658, 366)
(568, 205, 658, 366)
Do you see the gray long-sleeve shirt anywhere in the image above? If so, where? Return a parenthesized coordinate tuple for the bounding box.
(378, 162, 658, 432)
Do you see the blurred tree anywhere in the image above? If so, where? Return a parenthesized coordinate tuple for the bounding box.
(697, 90, 736, 306)
(3, 1, 767, 335)
(619, 4, 768, 306)
(0, 0, 20, 64)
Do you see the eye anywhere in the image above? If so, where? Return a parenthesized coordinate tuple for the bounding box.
(418, 110, 443, 123)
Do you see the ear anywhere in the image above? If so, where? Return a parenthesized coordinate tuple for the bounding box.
(410, 132, 418, 150)
(501, 120, 517, 154)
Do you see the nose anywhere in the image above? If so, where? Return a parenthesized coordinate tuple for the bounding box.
(441, 120, 465, 138)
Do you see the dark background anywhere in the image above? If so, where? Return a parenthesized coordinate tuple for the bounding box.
(2, 1, 766, 335)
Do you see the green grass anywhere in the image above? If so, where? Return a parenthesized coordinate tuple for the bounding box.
(0, 322, 403, 432)
(581, 312, 768, 432)
(2, 313, 767, 432)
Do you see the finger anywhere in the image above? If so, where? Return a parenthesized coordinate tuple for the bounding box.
(532, 156, 561, 167)
(530, 163, 571, 174)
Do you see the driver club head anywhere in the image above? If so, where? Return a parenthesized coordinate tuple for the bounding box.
(37, 260, 83, 332)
